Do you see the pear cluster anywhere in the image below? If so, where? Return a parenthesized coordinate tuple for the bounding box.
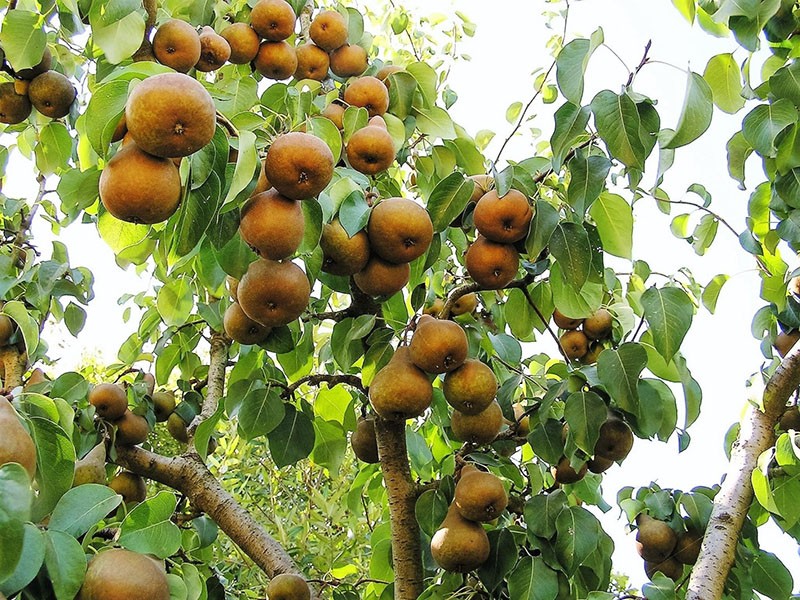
(635, 513, 703, 582)
(553, 307, 614, 363)
(0, 47, 76, 125)
(431, 465, 508, 572)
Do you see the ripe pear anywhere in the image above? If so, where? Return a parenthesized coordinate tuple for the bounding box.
(28, 71, 76, 119)
(266, 573, 311, 600)
(450, 400, 503, 444)
(473, 189, 533, 243)
(465, 236, 519, 289)
(644, 557, 683, 581)
(264, 132, 334, 200)
(350, 416, 379, 463)
(451, 292, 478, 316)
(125, 73, 216, 158)
(635, 513, 678, 562)
(587, 454, 614, 474)
(195, 26, 231, 72)
(778, 405, 800, 431)
(78, 548, 169, 600)
(560, 329, 589, 360)
(553, 308, 583, 330)
(24, 367, 48, 390)
(310, 10, 349, 51)
(594, 415, 634, 461)
(294, 43, 330, 81)
(581, 342, 606, 365)
(442, 359, 497, 415)
(224, 302, 272, 345)
(430, 503, 490, 572)
(89, 383, 128, 420)
(409, 315, 468, 374)
(367, 198, 433, 264)
(583, 308, 613, 340)
(322, 102, 346, 129)
(237, 259, 311, 327)
(423, 298, 445, 317)
(16, 47, 52, 80)
(552, 456, 588, 484)
(345, 124, 396, 175)
(344, 76, 390, 118)
(109, 471, 147, 504)
(353, 256, 410, 297)
(0, 82, 32, 124)
(376, 64, 403, 84)
(220, 23, 260, 64)
(775, 329, 800, 357)
(239, 189, 305, 260)
(73, 443, 107, 486)
(674, 522, 703, 565)
(369, 347, 433, 420)
(142, 372, 155, 397)
(0, 314, 15, 345)
(250, 0, 297, 41)
(320, 218, 370, 276)
(167, 411, 189, 443)
(153, 19, 201, 72)
(513, 403, 530, 436)
(152, 390, 176, 422)
(329, 44, 368, 77)
(114, 410, 150, 446)
(254, 41, 298, 80)
(454, 465, 508, 522)
(0, 399, 37, 479)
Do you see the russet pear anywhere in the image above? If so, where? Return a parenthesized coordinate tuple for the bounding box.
(408, 315, 468, 374)
(430, 503, 490, 572)
(0, 399, 37, 479)
(369, 347, 433, 420)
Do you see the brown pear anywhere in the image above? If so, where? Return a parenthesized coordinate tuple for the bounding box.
(644, 557, 683, 581)
(344, 76, 390, 118)
(0, 82, 32, 124)
(264, 132, 334, 200)
(560, 329, 589, 360)
(329, 44, 368, 77)
(583, 308, 613, 340)
(251, 0, 296, 41)
(442, 359, 497, 415)
(345, 125, 396, 175)
(240, 189, 305, 260)
(294, 43, 330, 81)
(114, 410, 150, 446)
(451, 293, 478, 316)
(353, 256, 409, 297)
(775, 329, 800, 357)
(167, 411, 189, 443)
(153, 19, 202, 72)
(0, 314, 15, 345)
(220, 23, 260, 64)
(253, 41, 298, 80)
(674, 522, 703, 565)
(224, 302, 271, 345)
(309, 10, 349, 51)
(430, 503, 490, 572)
(142, 372, 156, 397)
(322, 102, 346, 129)
(553, 308, 583, 330)
(152, 390, 176, 422)
(266, 573, 311, 600)
(73, 443, 107, 486)
(126, 73, 216, 158)
(195, 26, 231, 72)
(376, 64, 403, 84)
(587, 454, 614, 474)
(473, 189, 533, 243)
(594, 416, 634, 461)
(0, 399, 37, 479)
(16, 47, 52, 80)
(99, 141, 182, 224)
(320, 218, 370, 276)
(454, 465, 508, 522)
(451, 400, 503, 444)
(369, 347, 433, 420)
(423, 298, 445, 317)
(409, 314, 468, 374)
(513, 403, 530, 436)
(350, 416, 379, 463)
(552, 456, 588, 484)
(635, 513, 678, 563)
(779, 405, 800, 431)
(581, 342, 606, 365)
(78, 548, 169, 600)
(465, 236, 519, 289)
(367, 198, 433, 264)
(109, 471, 147, 504)
(89, 383, 128, 420)
(237, 258, 311, 327)
(28, 71, 76, 119)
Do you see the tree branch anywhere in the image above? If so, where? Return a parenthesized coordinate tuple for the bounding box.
(188, 330, 229, 440)
(284, 373, 366, 397)
(686, 344, 800, 600)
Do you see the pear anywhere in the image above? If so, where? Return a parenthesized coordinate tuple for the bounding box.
(512, 403, 530, 436)
(267, 573, 311, 600)
(114, 410, 150, 446)
(451, 292, 478, 316)
(152, 390, 176, 422)
(442, 359, 497, 415)
(587, 454, 614, 474)
(635, 513, 678, 563)
(583, 308, 613, 340)
(644, 556, 683, 581)
(367, 198, 433, 264)
(408, 314, 468, 374)
(430, 503, 490, 572)
(552, 456, 588, 484)
(0, 399, 37, 479)
(88, 383, 128, 420)
(552, 308, 583, 330)
(78, 548, 169, 600)
(109, 471, 147, 504)
(778, 406, 800, 431)
(454, 465, 508, 522)
(593, 415, 634, 461)
(560, 329, 589, 360)
(450, 400, 503, 445)
(320, 217, 370, 276)
(167, 411, 190, 443)
(350, 416, 379, 463)
(674, 521, 703, 565)
(369, 347, 433, 420)
(73, 443, 107, 486)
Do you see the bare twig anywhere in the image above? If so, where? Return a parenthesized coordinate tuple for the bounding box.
(284, 373, 366, 397)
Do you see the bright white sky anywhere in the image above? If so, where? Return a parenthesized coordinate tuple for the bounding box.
(5, 0, 798, 591)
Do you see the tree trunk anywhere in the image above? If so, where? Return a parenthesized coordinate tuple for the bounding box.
(374, 418, 423, 599)
(686, 347, 800, 599)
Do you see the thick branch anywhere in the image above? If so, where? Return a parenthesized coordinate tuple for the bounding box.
(190, 331, 229, 434)
(374, 418, 423, 600)
(686, 345, 800, 599)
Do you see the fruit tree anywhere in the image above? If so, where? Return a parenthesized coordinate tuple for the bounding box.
(0, 0, 799, 599)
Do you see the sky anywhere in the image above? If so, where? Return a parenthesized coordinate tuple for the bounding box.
(4, 0, 799, 592)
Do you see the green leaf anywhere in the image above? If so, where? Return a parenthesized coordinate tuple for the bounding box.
(415, 489, 448, 537)
(36, 122, 74, 176)
(427, 172, 474, 231)
(221, 130, 258, 209)
(526, 200, 560, 258)
(555, 506, 601, 574)
(566, 151, 611, 216)
(662, 71, 713, 149)
(506, 101, 523, 124)
(0, 524, 45, 597)
(770, 61, 800, 108)
(339, 191, 370, 237)
(641, 286, 694, 363)
(488, 332, 522, 364)
(597, 343, 648, 414)
(524, 490, 568, 539)
(550, 262, 603, 319)
(477, 529, 518, 592)
(550, 102, 591, 171)
(157, 278, 194, 327)
(0, 10, 46, 71)
(563, 390, 608, 455)
(386, 71, 417, 120)
(555, 29, 603, 104)
(0, 462, 32, 523)
(238, 382, 285, 440)
(91, 11, 146, 64)
(29, 416, 75, 522)
(672, 0, 696, 22)
(3, 300, 39, 357)
(0, 507, 24, 582)
(703, 53, 745, 114)
(268, 404, 315, 468)
(49, 484, 122, 538)
(549, 222, 591, 290)
(528, 419, 565, 466)
(195, 401, 224, 461)
(727, 130, 753, 188)
(751, 551, 793, 600)
(591, 90, 647, 169)
(507, 556, 559, 600)
(412, 106, 456, 140)
(589, 192, 633, 259)
(119, 491, 182, 558)
(742, 99, 798, 157)
(43, 530, 86, 600)
(406, 62, 437, 107)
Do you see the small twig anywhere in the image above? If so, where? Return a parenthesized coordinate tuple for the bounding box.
(439, 281, 481, 320)
(626, 40, 652, 87)
(284, 374, 366, 397)
(518, 285, 570, 363)
(216, 111, 239, 138)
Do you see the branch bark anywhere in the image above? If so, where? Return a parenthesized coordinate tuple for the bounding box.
(686, 345, 800, 600)
(374, 418, 423, 600)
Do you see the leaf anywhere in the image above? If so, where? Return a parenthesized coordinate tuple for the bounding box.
(555, 29, 603, 104)
(672, 0, 696, 22)
(29, 416, 75, 522)
(267, 404, 315, 468)
(338, 191, 370, 237)
(412, 106, 456, 140)
(221, 130, 258, 209)
(119, 491, 182, 558)
(0, 506, 24, 582)
(727, 130, 753, 188)
(554, 506, 600, 574)
(566, 151, 611, 216)
(386, 71, 417, 120)
(549, 222, 591, 289)
(662, 71, 713, 149)
(507, 556, 559, 600)
(0, 524, 45, 597)
(195, 401, 224, 461)
(427, 172, 474, 231)
(524, 490, 568, 539)
(49, 484, 122, 538)
(742, 99, 798, 157)
(415, 489, 448, 537)
(36, 122, 74, 175)
(488, 333, 522, 364)
(641, 287, 694, 363)
(597, 343, 648, 414)
(703, 53, 745, 114)
(91, 11, 146, 64)
(477, 529, 518, 592)
(0, 462, 32, 523)
(0, 10, 47, 71)
(156, 278, 194, 327)
(526, 200, 560, 258)
(751, 551, 793, 600)
(506, 101, 523, 124)
(43, 530, 86, 600)
(3, 300, 39, 357)
(528, 419, 565, 466)
(238, 382, 286, 440)
(589, 192, 633, 259)
(563, 390, 608, 455)
(591, 90, 647, 169)
(550, 102, 591, 171)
